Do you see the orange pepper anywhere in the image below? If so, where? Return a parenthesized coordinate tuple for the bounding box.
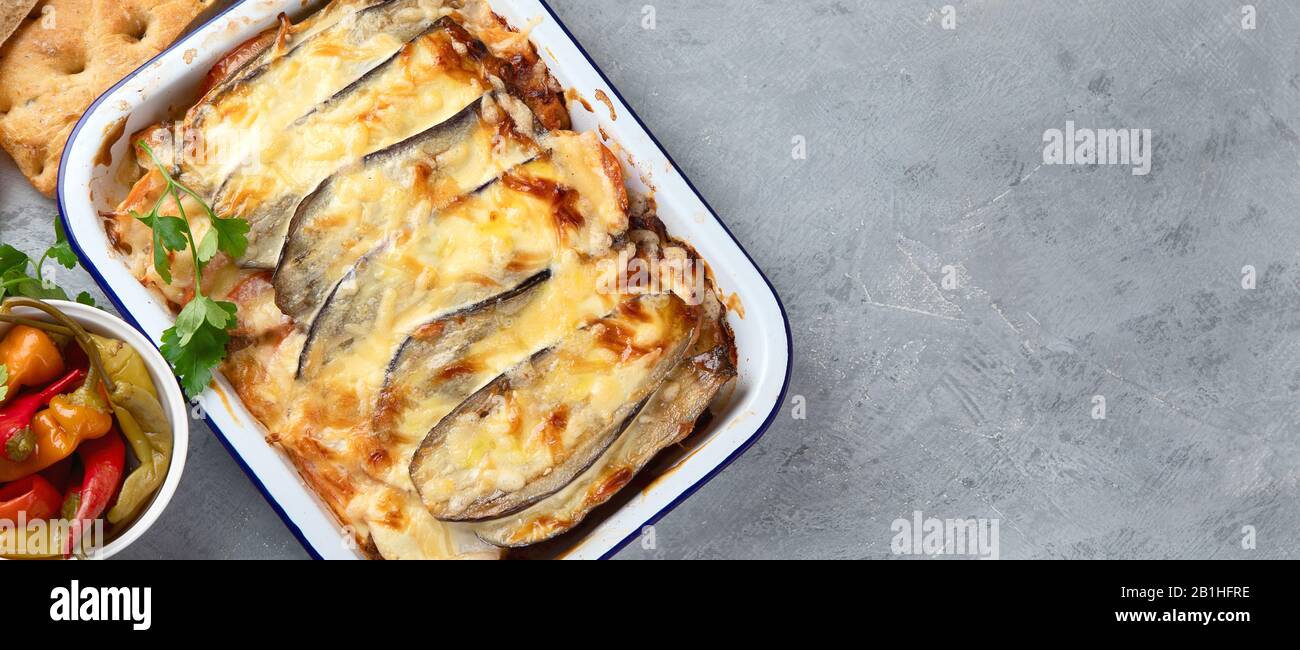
(0, 325, 65, 401)
(45, 395, 114, 443)
(0, 395, 112, 482)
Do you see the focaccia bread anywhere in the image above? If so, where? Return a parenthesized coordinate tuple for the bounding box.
(0, 0, 218, 196)
(0, 1, 39, 49)
(103, 0, 737, 559)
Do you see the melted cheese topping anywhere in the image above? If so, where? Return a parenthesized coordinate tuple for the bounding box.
(417, 294, 689, 517)
(189, 0, 455, 189)
(297, 133, 626, 382)
(474, 341, 731, 547)
(280, 96, 539, 321)
(223, 27, 491, 265)
(383, 257, 624, 444)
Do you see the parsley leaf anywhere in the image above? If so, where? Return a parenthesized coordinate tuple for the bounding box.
(0, 216, 93, 305)
(161, 323, 231, 398)
(196, 229, 219, 264)
(132, 212, 190, 284)
(141, 214, 191, 253)
(209, 216, 250, 259)
(46, 218, 78, 269)
(133, 141, 248, 398)
(46, 242, 78, 270)
(0, 244, 29, 275)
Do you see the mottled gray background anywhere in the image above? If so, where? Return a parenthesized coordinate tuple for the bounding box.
(2, 0, 1298, 559)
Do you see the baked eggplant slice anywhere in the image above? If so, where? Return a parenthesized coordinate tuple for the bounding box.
(215, 17, 493, 268)
(409, 294, 701, 522)
(475, 342, 735, 547)
(273, 93, 542, 324)
(293, 178, 554, 380)
(184, 0, 449, 190)
(373, 270, 550, 434)
(370, 254, 632, 457)
(294, 132, 629, 380)
(197, 0, 397, 102)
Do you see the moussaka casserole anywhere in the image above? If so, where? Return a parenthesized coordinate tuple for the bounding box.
(101, 0, 737, 559)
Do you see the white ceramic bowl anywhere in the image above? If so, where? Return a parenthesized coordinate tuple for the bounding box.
(0, 300, 188, 559)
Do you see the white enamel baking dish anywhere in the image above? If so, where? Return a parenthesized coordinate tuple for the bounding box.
(57, 0, 791, 559)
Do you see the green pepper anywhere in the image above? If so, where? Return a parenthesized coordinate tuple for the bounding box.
(106, 403, 171, 524)
(90, 335, 171, 524)
(91, 335, 157, 401)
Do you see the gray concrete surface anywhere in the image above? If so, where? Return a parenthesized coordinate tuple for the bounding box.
(3, 0, 1299, 559)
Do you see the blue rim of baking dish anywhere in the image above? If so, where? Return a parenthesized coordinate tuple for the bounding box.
(56, 0, 793, 561)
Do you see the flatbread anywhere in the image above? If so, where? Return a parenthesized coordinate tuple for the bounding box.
(0, 0, 218, 197)
(0, 1, 39, 49)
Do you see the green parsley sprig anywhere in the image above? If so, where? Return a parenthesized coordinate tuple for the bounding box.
(132, 142, 250, 398)
(0, 214, 95, 306)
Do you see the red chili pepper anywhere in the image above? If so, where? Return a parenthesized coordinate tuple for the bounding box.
(62, 429, 126, 557)
(0, 369, 86, 463)
(0, 474, 63, 522)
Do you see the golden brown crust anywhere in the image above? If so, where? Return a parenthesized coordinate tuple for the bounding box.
(0, 0, 218, 196)
(439, 16, 569, 132)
